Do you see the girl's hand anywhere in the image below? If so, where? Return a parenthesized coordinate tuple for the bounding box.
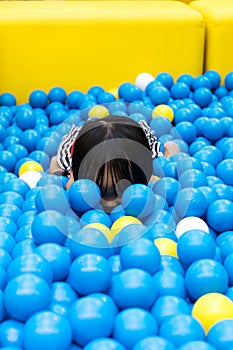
(49, 156, 64, 174)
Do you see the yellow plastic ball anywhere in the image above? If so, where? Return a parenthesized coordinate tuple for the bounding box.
(154, 238, 178, 258)
(88, 105, 110, 119)
(111, 216, 142, 237)
(192, 293, 233, 333)
(108, 87, 119, 100)
(83, 223, 113, 243)
(152, 104, 174, 122)
(18, 161, 44, 177)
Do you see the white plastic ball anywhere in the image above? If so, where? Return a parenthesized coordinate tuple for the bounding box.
(19, 170, 43, 189)
(135, 72, 154, 91)
(175, 216, 209, 239)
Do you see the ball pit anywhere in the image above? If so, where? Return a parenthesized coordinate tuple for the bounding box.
(0, 71, 233, 348)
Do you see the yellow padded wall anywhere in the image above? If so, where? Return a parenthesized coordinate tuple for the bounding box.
(191, 0, 233, 80)
(0, 1, 204, 104)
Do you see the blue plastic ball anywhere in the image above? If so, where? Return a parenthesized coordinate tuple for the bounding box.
(108, 254, 122, 275)
(0, 320, 24, 348)
(68, 253, 112, 295)
(4, 273, 50, 321)
(174, 187, 207, 218)
(68, 179, 101, 213)
(7, 253, 53, 284)
(204, 70, 221, 89)
(46, 101, 65, 116)
(50, 282, 78, 307)
(178, 341, 216, 350)
(0, 248, 12, 269)
(48, 87, 66, 103)
(207, 319, 233, 349)
(29, 150, 50, 170)
(224, 72, 233, 90)
(29, 90, 48, 108)
(216, 159, 233, 185)
(0, 124, 6, 143)
(159, 255, 185, 276)
(88, 85, 105, 97)
(84, 338, 126, 350)
(20, 129, 41, 153)
(179, 169, 207, 188)
(0, 93, 16, 107)
(66, 227, 110, 259)
(35, 184, 69, 214)
(0, 203, 22, 223)
(177, 229, 216, 267)
(68, 294, 117, 347)
(31, 210, 68, 245)
(23, 311, 72, 350)
(15, 108, 36, 130)
(113, 308, 157, 349)
(122, 184, 155, 219)
(176, 157, 203, 174)
(200, 162, 216, 176)
(185, 259, 228, 301)
(3, 178, 30, 198)
(0, 232, 15, 253)
(159, 314, 205, 347)
(35, 243, 71, 281)
(150, 117, 172, 137)
(50, 109, 67, 125)
(11, 239, 36, 259)
(153, 270, 186, 299)
(120, 237, 161, 274)
(149, 86, 170, 105)
(0, 217, 17, 236)
(133, 336, 177, 350)
(174, 108, 195, 124)
(202, 118, 225, 141)
(109, 268, 157, 309)
(0, 150, 17, 172)
(223, 253, 233, 285)
(171, 83, 190, 99)
(177, 74, 194, 88)
(153, 177, 180, 207)
(118, 83, 142, 103)
(193, 88, 212, 107)
(80, 209, 112, 227)
(175, 122, 196, 144)
(192, 75, 211, 90)
(150, 295, 191, 326)
(0, 191, 24, 209)
(207, 199, 233, 232)
(213, 183, 233, 201)
(162, 161, 179, 178)
(214, 85, 229, 99)
(17, 210, 36, 228)
(7, 144, 28, 161)
(219, 234, 233, 261)
(97, 92, 116, 104)
(15, 225, 33, 242)
(156, 73, 174, 89)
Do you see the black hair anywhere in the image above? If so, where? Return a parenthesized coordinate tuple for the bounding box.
(71, 116, 153, 200)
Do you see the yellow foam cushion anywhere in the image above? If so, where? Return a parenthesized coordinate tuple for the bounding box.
(0, 1, 204, 104)
(191, 0, 233, 80)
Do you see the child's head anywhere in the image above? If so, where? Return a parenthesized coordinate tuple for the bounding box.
(71, 116, 153, 201)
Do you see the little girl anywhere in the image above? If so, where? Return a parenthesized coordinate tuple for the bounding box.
(50, 115, 179, 209)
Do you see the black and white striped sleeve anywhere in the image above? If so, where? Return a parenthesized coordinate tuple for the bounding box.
(56, 124, 81, 172)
